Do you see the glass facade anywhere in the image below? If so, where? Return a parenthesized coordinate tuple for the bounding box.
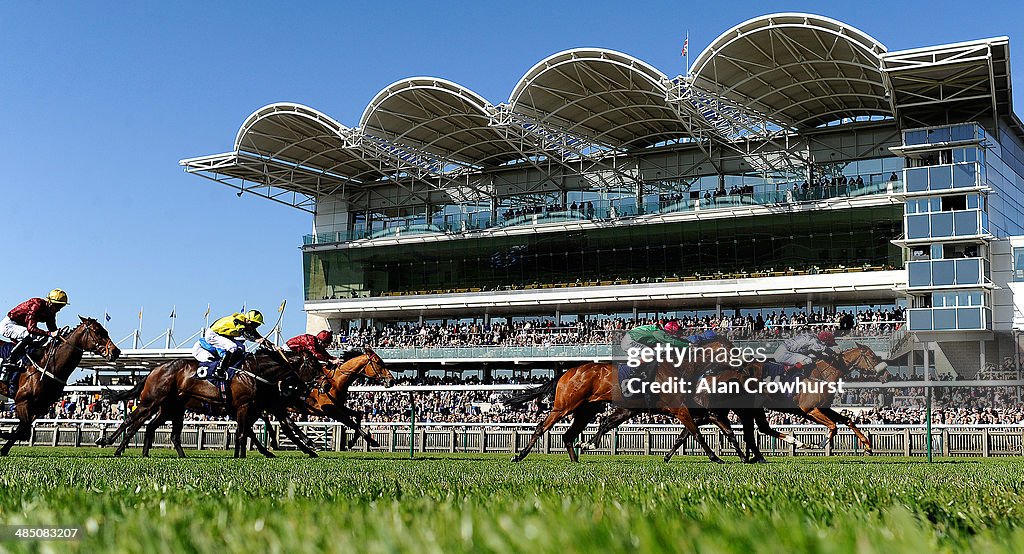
(304, 206, 902, 300)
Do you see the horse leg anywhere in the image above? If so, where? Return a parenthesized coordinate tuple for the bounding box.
(512, 408, 571, 463)
(579, 406, 634, 451)
(805, 408, 839, 450)
(276, 415, 319, 458)
(141, 406, 171, 458)
(821, 407, 872, 453)
(735, 410, 767, 464)
(96, 416, 133, 447)
(561, 403, 601, 463)
(169, 407, 187, 458)
(665, 407, 723, 464)
(0, 403, 33, 456)
(114, 405, 157, 457)
(261, 414, 280, 450)
(246, 429, 276, 458)
(234, 405, 253, 459)
(664, 427, 691, 463)
(710, 409, 748, 462)
(753, 409, 812, 449)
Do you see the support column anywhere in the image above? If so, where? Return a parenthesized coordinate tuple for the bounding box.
(980, 340, 987, 374)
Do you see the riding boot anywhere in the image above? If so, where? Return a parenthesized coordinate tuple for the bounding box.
(215, 351, 236, 380)
(3, 337, 32, 369)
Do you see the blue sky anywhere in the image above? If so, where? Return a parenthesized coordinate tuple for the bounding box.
(0, 1, 1021, 346)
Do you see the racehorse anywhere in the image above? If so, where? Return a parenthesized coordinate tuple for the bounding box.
(97, 349, 320, 458)
(255, 347, 394, 452)
(0, 317, 120, 455)
(757, 342, 890, 452)
(506, 336, 739, 463)
(656, 342, 890, 460)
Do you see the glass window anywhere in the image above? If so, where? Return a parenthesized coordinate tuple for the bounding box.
(905, 201, 917, 214)
(966, 194, 980, 209)
(930, 198, 942, 212)
(929, 166, 952, 190)
(953, 210, 978, 236)
(952, 163, 977, 188)
(907, 214, 930, 239)
(906, 167, 928, 192)
(908, 262, 931, 287)
(928, 127, 952, 143)
(909, 309, 932, 330)
(931, 212, 954, 237)
(954, 259, 980, 285)
(957, 307, 981, 329)
(933, 308, 956, 330)
(931, 260, 955, 286)
(930, 244, 943, 259)
(1014, 247, 1024, 281)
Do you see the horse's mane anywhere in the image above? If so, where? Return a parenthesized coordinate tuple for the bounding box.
(339, 349, 363, 362)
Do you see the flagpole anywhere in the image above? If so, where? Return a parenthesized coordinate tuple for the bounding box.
(685, 31, 690, 74)
(168, 305, 176, 348)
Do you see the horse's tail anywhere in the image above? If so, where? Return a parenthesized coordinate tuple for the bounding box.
(505, 371, 563, 408)
(103, 374, 148, 402)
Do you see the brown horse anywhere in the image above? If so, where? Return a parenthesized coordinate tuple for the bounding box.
(757, 342, 890, 452)
(507, 335, 740, 463)
(97, 350, 319, 457)
(0, 316, 120, 455)
(256, 347, 394, 452)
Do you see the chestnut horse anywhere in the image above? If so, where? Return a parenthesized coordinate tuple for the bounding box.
(255, 347, 394, 452)
(0, 316, 120, 455)
(97, 350, 319, 457)
(757, 342, 890, 451)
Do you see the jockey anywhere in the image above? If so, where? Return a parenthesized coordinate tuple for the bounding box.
(772, 330, 840, 373)
(620, 320, 690, 405)
(193, 310, 269, 378)
(0, 289, 69, 371)
(286, 330, 341, 366)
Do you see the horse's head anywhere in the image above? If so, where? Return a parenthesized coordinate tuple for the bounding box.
(361, 346, 394, 387)
(851, 342, 890, 382)
(75, 316, 121, 362)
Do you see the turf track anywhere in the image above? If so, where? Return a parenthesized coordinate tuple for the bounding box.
(0, 448, 1022, 553)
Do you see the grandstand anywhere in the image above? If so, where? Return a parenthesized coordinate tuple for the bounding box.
(174, 12, 1024, 383)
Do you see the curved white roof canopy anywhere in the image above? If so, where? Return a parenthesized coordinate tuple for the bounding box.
(510, 48, 692, 148)
(236, 103, 386, 182)
(691, 13, 891, 129)
(360, 78, 524, 166)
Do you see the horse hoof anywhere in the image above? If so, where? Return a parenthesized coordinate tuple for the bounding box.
(748, 456, 768, 464)
(710, 456, 725, 464)
(307, 452, 318, 459)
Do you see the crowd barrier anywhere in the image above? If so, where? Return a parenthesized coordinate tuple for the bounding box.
(4, 420, 1023, 458)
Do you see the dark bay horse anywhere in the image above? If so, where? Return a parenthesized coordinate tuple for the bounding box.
(0, 316, 120, 455)
(506, 336, 740, 463)
(656, 342, 891, 460)
(97, 350, 320, 458)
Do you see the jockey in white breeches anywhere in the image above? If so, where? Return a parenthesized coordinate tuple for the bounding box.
(773, 330, 839, 370)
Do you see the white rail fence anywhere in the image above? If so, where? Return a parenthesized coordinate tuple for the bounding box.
(4, 420, 1023, 458)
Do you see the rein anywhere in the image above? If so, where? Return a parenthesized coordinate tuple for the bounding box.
(24, 326, 81, 385)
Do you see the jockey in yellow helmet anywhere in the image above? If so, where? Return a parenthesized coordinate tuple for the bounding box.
(192, 309, 269, 378)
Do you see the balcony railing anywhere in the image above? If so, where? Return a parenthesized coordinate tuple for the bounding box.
(303, 180, 897, 246)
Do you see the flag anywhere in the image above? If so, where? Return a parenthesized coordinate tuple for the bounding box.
(203, 304, 211, 319)
(681, 37, 688, 57)
(169, 306, 176, 319)
(138, 307, 143, 320)
(278, 300, 287, 313)
(104, 312, 111, 322)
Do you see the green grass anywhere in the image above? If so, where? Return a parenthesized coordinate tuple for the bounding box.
(0, 448, 1022, 553)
